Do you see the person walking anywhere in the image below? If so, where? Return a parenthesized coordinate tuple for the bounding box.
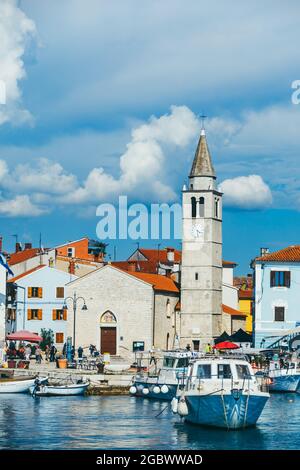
(35, 346, 42, 364)
(25, 345, 31, 361)
(45, 345, 50, 362)
(78, 346, 83, 359)
(50, 344, 57, 362)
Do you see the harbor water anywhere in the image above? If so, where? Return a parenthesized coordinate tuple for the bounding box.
(0, 393, 299, 450)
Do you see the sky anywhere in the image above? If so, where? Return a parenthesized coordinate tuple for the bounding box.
(1, 0, 300, 273)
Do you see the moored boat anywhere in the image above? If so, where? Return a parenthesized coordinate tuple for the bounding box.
(30, 379, 89, 396)
(130, 351, 191, 400)
(0, 376, 48, 394)
(173, 354, 269, 429)
(267, 360, 300, 393)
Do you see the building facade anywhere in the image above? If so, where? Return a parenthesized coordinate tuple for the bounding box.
(180, 128, 223, 345)
(253, 246, 300, 347)
(6, 266, 77, 348)
(0, 263, 6, 347)
(66, 265, 180, 359)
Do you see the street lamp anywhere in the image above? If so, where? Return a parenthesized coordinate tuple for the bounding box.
(63, 292, 87, 349)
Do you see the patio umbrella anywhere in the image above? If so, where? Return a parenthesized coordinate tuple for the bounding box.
(6, 330, 43, 343)
(213, 341, 240, 350)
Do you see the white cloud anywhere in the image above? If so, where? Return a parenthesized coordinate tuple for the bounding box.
(219, 175, 272, 210)
(64, 105, 199, 204)
(6, 158, 77, 194)
(0, 194, 46, 217)
(0, 0, 36, 125)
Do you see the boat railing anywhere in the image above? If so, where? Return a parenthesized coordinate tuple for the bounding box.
(184, 372, 269, 394)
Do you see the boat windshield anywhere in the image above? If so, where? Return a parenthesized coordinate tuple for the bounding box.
(177, 357, 189, 368)
(196, 364, 211, 379)
(163, 357, 176, 368)
(236, 364, 252, 380)
(217, 364, 232, 379)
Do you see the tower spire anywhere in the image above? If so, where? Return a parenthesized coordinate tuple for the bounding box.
(190, 117, 215, 178)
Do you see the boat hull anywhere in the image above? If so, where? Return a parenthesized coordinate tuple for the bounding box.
(133, 381, 179, 401)
(185, 393, 269, 429)
(30, 383, 89, 396)
(0, 378, 37, 394)
(269, 375, 300, 393)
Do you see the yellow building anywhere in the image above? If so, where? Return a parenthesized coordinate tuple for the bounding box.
(238, 289, 253, 333)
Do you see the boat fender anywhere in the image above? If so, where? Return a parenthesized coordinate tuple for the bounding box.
(153, 386, 160, 394)
(129, 386, 137, 395)
(161, 385, 169, 394)
(177, 396, 189, 417)
(171, 397, 178, 414)
(142, 387, 149, 395)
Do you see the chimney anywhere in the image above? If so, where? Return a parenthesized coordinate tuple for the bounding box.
(25, 243, 32, 250)
(0, 237, 2, 253)
(15, 242, 22, 252)
(69, 260, 76, 275)
(260, 247, 269, 257)
(127, 260, 137, 272)
(166, 247, 175, 263)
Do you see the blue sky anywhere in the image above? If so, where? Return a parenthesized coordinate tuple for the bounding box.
(1, 0, 300, 273)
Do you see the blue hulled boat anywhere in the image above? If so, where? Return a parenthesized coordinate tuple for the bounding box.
(173, 354, 269, 429)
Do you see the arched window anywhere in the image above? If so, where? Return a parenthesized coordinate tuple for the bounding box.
(166, 333, 170, 350)
(191, 197, 197, 218)
(199, 197, 205, 217)
(215, 198, 219, 218)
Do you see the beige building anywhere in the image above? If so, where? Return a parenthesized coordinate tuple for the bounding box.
(66, 264, 179, 359)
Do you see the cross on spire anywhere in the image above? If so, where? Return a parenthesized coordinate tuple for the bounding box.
(200, 114, 207, 130)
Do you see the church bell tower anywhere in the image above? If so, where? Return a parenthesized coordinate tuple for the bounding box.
(180, 125, 223, 347)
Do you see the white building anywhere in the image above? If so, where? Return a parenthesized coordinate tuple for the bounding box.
(6, 265, 77, 348)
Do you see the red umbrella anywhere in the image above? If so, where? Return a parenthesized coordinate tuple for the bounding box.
(6, 330, 43, 343)
(214, 341, 240, 350)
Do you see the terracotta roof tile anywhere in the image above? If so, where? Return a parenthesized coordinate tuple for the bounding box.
(127, 271, 179, 293)
(256, 245, 300, 262)
(8, 248, 41, 266)
(222, 304, 247, 317)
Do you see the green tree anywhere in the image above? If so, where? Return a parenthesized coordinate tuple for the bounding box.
(40, 328, 54, 351)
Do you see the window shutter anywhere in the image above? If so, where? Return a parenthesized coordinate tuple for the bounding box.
(270, 271, 275, 287)
(28, 287, 32, 298)
(52, 309, 56, 321)
(285, 271, 291, 287)
(38, 287, 43, 298)
(38, 309, 43, 320)
(63, 309, 67, 321)
(27, 309, 31, 320)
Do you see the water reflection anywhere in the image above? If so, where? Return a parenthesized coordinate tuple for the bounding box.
(0, 394, 299, 449)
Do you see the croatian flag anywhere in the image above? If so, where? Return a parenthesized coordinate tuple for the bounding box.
(0, 254, 14, 276)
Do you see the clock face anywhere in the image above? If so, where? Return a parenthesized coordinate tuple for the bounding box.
(191, 223, 204, 239)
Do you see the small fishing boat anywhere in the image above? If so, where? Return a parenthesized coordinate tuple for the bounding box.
(30, 379, 89, 397)
(172, 354, 269, 429)
(266, 360, 300, 393)
(0, 376, 48, 394)
(130, 350, 191, 400)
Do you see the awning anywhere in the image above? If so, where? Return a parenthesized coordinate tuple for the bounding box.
(6, 330, 42, 343)
(214, 341, 240, 350)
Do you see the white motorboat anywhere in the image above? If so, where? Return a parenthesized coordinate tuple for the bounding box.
(130, 350, 191, 400)
(30, 379, 89, 396)
(265, 360, 300, 392)
(172, 354, 270, 429)
(0, 376, 48, 394)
